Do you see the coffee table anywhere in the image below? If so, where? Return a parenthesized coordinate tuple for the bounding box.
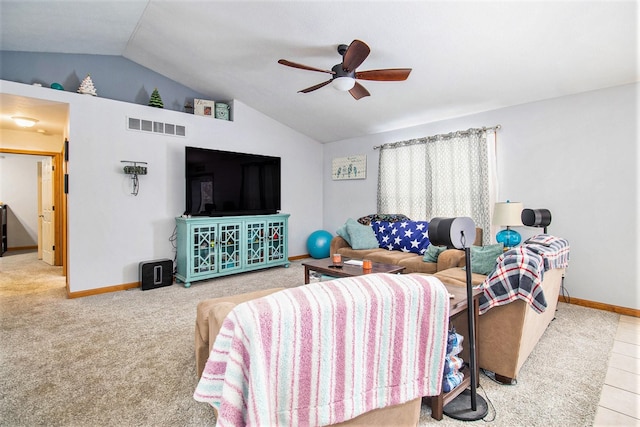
(302, 257, 405, 284)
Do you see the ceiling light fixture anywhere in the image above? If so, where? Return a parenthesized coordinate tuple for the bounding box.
(12, 116, 39, 128)
(332, 77, 356, 91)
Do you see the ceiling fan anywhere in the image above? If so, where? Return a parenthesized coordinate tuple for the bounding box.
(278, 39, 412, 100)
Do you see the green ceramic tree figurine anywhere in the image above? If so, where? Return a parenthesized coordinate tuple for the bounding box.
(148, 88, 164, 108)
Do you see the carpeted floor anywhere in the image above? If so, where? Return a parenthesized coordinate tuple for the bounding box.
(0, 251, 619, 426)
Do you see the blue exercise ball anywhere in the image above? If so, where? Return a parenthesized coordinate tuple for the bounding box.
(307, 230, 333, 259)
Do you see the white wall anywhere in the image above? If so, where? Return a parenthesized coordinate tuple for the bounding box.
(323, 83, 638, 310)
(0, 153, 48, 248)
(1, 80, 323, 293)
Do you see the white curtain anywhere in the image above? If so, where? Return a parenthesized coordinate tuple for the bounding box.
(377, 127, 498, 244)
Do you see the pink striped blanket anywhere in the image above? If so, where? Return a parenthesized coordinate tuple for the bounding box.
(194, 273, 450, 426)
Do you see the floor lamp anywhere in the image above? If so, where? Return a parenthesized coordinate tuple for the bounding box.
(428, 217, 488, 421)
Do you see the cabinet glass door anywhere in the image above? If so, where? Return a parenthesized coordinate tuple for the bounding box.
(192, 225, 217, 275)
(266, 219, 286, 263)
(218, 223, 241, 272)
(245, 221, 266, 266)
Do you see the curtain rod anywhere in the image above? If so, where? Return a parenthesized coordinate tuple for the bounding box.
(373, 124, 501, 150)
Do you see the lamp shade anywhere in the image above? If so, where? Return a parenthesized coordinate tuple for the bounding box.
(428, 217, 476, 249)
(492, 201, 524, 226)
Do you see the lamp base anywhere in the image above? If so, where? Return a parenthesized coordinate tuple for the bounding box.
(496, 228, 521, 247)
(442, 389, 489, 421)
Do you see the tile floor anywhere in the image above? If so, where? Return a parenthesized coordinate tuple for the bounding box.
(593, 315, 640, 426)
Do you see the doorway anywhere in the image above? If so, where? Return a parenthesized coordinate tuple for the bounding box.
(0, 151, 67, 289)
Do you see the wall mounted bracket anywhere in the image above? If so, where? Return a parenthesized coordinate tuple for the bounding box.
(121, 160, 148, 196)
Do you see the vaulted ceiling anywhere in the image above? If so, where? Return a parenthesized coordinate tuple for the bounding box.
(1, 1, 637, 143)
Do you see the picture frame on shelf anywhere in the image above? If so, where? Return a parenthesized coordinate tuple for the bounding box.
(194, 99, 215, 117)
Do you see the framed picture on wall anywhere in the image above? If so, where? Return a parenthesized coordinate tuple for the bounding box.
(332, 155, 366, 180)
(194, 99, 216, 117)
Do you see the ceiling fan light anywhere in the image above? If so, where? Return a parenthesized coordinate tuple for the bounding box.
(12, 116, 39, 128)
(333, 77, 356, 92)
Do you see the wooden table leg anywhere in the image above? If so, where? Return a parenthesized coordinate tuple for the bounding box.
(304, 266, 310, 284)
(429, 395, 444, 420)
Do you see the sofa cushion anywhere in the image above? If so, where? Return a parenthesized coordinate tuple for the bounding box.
(336, 247, 384, 260)
(469, 243, 504, 275)
(336, 223, 351, 246)
(371, 220, 430, 255)
(434, 268, 488, 287)
(366, 249, 417, 265)
(398, 256, 438, 274)
(357, 213, 412, 226)
(422, 244, 447, 262)
(342, 218, 379, 250)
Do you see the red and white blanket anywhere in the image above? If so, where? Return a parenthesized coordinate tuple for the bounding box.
(522, 234, 570, 270)
(194, 273, 450, 427)
(479, 235, 570, 314)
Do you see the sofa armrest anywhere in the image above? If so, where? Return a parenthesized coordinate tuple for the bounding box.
(195, 287, 285, 378)
(436, 249, 466, 271)
(330, 236, 351, 254)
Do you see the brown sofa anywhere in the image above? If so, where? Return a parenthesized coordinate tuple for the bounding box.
(195, 288, 424, 426)
(330, 215, 565, 383)
(434, 263, 565, 383)
(329, 228, 483, 274)
(329, 219, 565, 383)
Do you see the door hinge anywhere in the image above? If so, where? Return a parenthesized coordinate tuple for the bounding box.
(52, 205, 55, 211)
(52, 165, 55, 171)
(52, 245, 55, 251)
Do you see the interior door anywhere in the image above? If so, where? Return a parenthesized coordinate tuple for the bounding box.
(41, 156, 55, 265)
(37, 162, 43, 260)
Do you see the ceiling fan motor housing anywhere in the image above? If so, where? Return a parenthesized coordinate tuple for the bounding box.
(331, 63, 355, 80)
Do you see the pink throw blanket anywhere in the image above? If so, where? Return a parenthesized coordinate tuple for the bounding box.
(194, 273, 450, 426)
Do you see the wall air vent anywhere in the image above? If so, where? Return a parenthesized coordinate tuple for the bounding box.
(127, 117, 186, 137)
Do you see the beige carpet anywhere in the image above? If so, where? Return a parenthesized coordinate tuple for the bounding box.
(0, 250, 618, 426)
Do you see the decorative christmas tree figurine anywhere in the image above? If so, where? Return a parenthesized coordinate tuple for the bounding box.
(148, 88, 164, 108)
(77, 74, 97, 96)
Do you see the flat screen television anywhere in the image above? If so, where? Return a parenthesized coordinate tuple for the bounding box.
(185, 146, 281, 217)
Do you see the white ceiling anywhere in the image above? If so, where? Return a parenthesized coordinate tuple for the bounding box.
(1, 1, 637, 143)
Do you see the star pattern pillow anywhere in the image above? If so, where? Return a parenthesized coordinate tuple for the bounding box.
(371, 220, 431, 254)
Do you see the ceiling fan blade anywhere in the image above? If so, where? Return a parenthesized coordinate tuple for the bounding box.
(355, 68, 412, 81)
(278, 59, 335, 74)
(342, 39, 370, 72)
(298, 79, 333, 93)
(349, 82, 370, 100)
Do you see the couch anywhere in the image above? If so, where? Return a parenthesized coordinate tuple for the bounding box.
(330, 213, 569, 384)
(329, 214, 483, 274)
(194, 274, 452, 426)
(433, 237, 569, 383)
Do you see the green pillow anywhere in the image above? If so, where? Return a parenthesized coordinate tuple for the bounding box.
(469, 243, 504, 275)
(336, 223, 351, 246)
(423, 244, 447, 262)
(344, 218, 379, 250)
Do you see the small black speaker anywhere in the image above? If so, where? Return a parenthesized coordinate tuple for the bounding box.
(521, 209, 552, 228)
(139, 259, 173, 291)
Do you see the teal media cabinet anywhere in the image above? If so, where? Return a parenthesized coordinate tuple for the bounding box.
(175, 214, 290, 287)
